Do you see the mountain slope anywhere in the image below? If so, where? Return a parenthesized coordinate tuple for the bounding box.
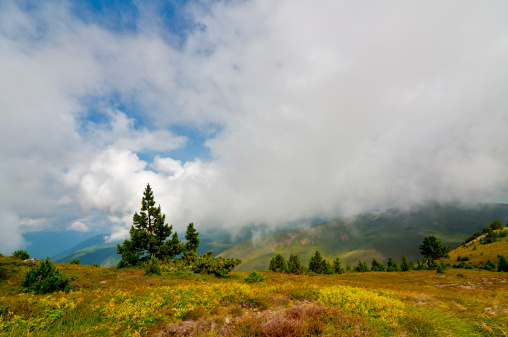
(53, 234, 121, 267)
(220, 203, 508, 271)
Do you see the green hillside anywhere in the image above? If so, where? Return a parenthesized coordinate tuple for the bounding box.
(220, 203, 508, 271)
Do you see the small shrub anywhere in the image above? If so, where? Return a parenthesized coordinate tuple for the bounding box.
(21, 257, 71, 294)
(245, 270, 266, 283)
(69, 259, 80, 265)
(91, 263, 100, 267)
(456, 273, 464, 277)
(193, 251, 242, 277)
(482, 259, 497, 271)
(143, 254, 162, 276)
(13, 250, 30, 260)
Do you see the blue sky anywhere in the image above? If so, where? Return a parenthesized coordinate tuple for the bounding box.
(1, 0, 508, 254)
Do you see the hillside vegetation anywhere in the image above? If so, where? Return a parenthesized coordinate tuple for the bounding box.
(1, 254, 507, 336)
(220, 203, 508, 271)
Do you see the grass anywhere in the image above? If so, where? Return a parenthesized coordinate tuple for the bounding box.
(1, 255, 508, 336)
(444, 229, 508, 267)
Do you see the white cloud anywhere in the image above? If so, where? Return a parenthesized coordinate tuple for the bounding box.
(0, 208, 24, 255)
(1, 0, 508, 246)
(68, 221, 90, 232)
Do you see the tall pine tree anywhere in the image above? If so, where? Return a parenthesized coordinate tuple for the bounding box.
(117, 184, 181, 267)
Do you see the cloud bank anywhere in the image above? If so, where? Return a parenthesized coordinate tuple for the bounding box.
(1, 0, 508, 252)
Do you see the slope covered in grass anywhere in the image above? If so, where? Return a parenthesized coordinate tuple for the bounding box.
(220, 203, 508, 271)
(1, 255, 507, 336)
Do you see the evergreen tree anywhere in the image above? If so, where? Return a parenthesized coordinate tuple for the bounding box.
(490, 220, 503, 230)
(268, 253, 286, 272)
(333, 257, 342, 274)
(419, 235, 449, 267)
(371, 258, 385, 272)
(322, 259, 333, 274)
(183, 223, 200, 259)
(387, 257, 400, 272)
(400, 253, 410, 271)
(498, 255, 508, 272)
(287, 254, 304, 274)
(308, 250, 324, 274)
(117, 184, 180, 267)
(354, 260, 370, 272)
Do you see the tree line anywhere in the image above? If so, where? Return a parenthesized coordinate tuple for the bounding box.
(268, 222, 508, 275)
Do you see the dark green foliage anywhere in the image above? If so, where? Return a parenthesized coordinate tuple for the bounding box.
(333, 257, 343, 274)
(12, 250, 30, 260)
(91, 263, 100, 267)
(183, 223, 200, 260)
(354, 260, 370, 272)
(245, 270, 265, 283)
(268, 253, 286, 273)
(465, 231, 483, 245)
(490, 220, 503, 230)
(287, 254, 303, 274)
(21, 257, 71, 294)
(69, 259, 80, 265)
(456, 273, 464, 277)
(482, 259, 497, 271)
(345, 264, 352, 272)
(371, 258, 385, 271)
(498, 255, 508, 272)
(387, 258, 399, 272)
(308, 250, 325, 274)
(419, 235, 449, 266)
(192, 251, 242, 277)
(322, 259, 333, 274)
(143, 255, 161, 275)
(400, 253, 410, 271)
(117, 184, 181, 267)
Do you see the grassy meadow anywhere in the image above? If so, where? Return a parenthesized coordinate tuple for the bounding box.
(1, 255, 507, 337)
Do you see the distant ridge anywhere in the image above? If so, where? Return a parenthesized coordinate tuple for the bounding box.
(219, 203, 508, 271)
(53, 234, 121, 267)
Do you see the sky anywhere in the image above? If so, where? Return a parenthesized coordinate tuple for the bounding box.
(1, 0, 508, 254)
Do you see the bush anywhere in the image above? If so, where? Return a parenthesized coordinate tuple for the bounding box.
(21, 257, 71, 294)
(268, 253, 286, 273)
(69, 259, 80, 265)
(456, 273, 464, 277)
(245, 270, 266, 283)
(91, 263, 100, 267)
(192, 251, 242, 277)
(482, 259, 497, 271)
(144, 254, 162, 276)
(13, 250, 30, 260)
(436, 263, 446, 274)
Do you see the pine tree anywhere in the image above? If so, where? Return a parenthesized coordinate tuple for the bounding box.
(117, 184, 180, 267)
(387, 257, 400, 272)
(308, 250, 324, 274)
(287, 254, 304, 274)
(419, 235, 449, 267)
(183, 223, 200, 259)
(333, 257, 342, 274)
(498, 255, 508, 272)
(268, 253, 286, 272)
(400, 253, 410, 271)
(371, 258, 385, 271)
